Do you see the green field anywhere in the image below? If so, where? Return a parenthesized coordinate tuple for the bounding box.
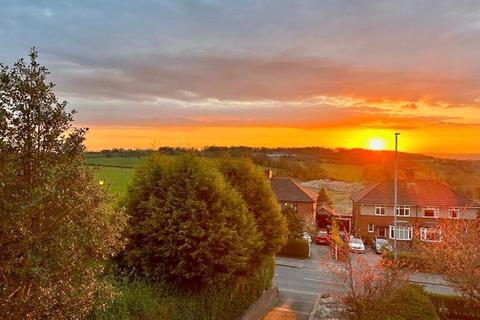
(92, 166, 135, 195)
(320, 163, 364, 182)
(86, 156, 144, 196)
(85, 156, 145, 168)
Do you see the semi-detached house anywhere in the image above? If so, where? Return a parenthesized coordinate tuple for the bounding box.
(270, 177, 317, 225)
(351, 170, 480, 243)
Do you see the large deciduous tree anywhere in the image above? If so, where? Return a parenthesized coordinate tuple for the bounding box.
(421, 219, 480, 306)
(0, 49, 125, 319)
(123, 154, 262, 290)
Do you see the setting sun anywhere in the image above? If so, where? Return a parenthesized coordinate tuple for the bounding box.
(368, 138, 385, 151)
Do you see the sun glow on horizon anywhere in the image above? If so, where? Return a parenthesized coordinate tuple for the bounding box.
(368, 138, 385, 151)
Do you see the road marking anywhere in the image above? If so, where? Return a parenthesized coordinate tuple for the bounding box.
(280, 288, 318, 295)
(303, 277, 346, 285)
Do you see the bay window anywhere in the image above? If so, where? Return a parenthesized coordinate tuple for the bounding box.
(420, 227, 442, 242)
(389, 225, 412, 240)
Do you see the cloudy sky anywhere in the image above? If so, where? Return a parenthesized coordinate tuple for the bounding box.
(1, 0, 480, 152)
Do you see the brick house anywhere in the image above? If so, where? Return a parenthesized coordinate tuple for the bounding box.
(351, 171, 480, 243)
(270, 177, 317, 225)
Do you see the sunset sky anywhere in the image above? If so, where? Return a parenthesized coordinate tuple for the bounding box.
(1, 1, 480, 153)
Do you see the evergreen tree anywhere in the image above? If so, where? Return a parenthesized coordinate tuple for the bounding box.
(0, 49, 124, 319)
(216, 158, 288, 258)
(123, 154, 262, 290)
(317, 187, 334, 208)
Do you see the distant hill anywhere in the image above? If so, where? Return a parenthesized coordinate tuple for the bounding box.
(427, 153, 480, 160)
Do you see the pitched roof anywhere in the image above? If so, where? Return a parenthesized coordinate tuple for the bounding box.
(270, 177, 316, 203)
(351, 179, 480, 208)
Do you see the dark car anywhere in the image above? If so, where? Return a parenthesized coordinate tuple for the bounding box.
(371, 236, 392, 254)
(315, 230, 330, 245)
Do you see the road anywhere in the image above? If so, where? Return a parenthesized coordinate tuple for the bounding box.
(263, 243, 458, 320)
(263, 245, 345, 320)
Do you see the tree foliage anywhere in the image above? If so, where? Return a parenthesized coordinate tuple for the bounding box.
(317, 187, 334, 208)
(215, 158, 288, 256)
(282, 207, 305, 240)
(122, 154, 262, 290)
(420, 219, 480, 307)
(0, 49, 125, 319)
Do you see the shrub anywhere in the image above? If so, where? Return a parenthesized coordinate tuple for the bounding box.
(348, 284, 437, 320)
(283, 207, 305, 239)
(384, 250, 433, 272)
(89, 256, 275, 320)
(428, 293, 480, 320)
(278, 239, 310, 258)
(216, 158, 288, 258)
(122, 154, 262, 290)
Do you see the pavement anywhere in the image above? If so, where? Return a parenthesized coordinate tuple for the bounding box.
(263, 243, 458, 320)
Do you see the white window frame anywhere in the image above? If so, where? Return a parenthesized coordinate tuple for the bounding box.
(448, 207, 460, 219)
(423, 207, 440, 218)
(420, 227, 442, 242)
(389, 225, 412, 241)
(368, 223, 374, 233)
(375, 205, 386, 216)
(395, 205, 410, 217)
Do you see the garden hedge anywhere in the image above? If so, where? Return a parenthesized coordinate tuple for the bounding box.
(88, 256, 275, 320)
(278, 239, 310, 258)
(428, 293, 480, 320)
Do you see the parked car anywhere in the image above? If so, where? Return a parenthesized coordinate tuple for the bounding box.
(371, 237, 392, 254)
(302, 232, 312, 243)
(315, 230, 330, 245)
(349, 237, 365, 253)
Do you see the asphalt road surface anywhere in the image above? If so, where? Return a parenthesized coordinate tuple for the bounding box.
(263, 245, 345, 320)
(263, 243, 457, 320)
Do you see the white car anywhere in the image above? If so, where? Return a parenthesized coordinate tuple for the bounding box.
(302, 232, 312, 243)
(349, 237, 365, 253)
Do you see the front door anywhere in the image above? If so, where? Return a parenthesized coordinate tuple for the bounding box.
(378, 227, 386, 238)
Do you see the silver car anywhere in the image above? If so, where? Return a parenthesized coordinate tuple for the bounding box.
(349, 237, 365, 253)
(371, 237, 392, 254)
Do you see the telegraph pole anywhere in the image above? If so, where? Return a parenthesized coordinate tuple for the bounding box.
(393, 132, 400, 260)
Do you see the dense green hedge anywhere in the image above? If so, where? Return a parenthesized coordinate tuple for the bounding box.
(278, 239, 310, 258)
(88, 256, 275, 320)
(428, 293, 480, 320)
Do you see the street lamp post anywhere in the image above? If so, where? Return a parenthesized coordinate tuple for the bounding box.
(393, 132, 400, 261)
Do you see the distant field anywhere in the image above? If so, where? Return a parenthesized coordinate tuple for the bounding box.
(86, 156, 145, 196)
(91, 166, 135, 195)
(320, 163, 364, 182)
(85, 155, 364, 203)
(85, 156, 145, 168)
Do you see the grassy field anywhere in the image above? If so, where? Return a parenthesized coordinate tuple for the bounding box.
(85, 156, 145, 168)
(92, 166, 135, 195)
(86, 156, 144, 196)
(320, 163, 364, 182)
